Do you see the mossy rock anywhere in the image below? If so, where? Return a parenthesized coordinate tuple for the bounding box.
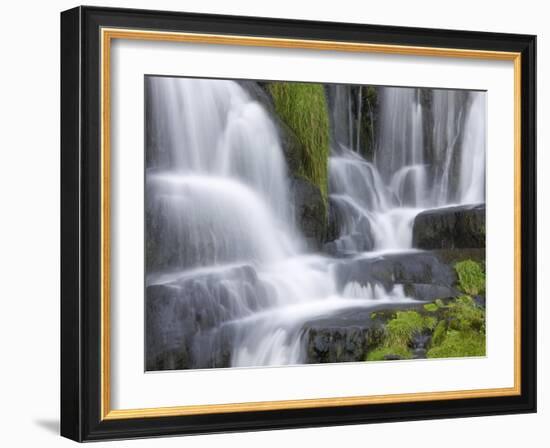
(268, 82, 330, 201)
(423, 303, 439, 313)
(427, 330, 485, 358)
(385, 311, 437, 347)
(425, 295, 486, 359)
(431, 320, 447, 346)
(367, 294, 486, 362)
(412, 204, 485, 250)
(366, 310, 436, 362)
(367, 345, 412, 361)
(302, 308, 386, 364)
(455, 260, 485, 296)
(290, 175, 327, 249)
(433, 248, 485, 265)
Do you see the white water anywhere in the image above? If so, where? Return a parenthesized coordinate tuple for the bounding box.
(146, 78, 486, 369)
(459, 94, 487, 203)
(146, 78, 409, 368)
(328, 86, 486, 255)
(329, 150, 423, 252)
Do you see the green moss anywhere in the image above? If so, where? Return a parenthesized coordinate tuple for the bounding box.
(427, 330, 485, 358)
(367, 345, 412, 361)
(447, 295, 485, 332)
(268, 82, 330, 200)
(426, 295, 486, 359)
(431, 320, 447, 346)
(423, 303, 439, 313)
(455, 260, 485, 296)
(366, 311, 436, 362)
(366, 294, 486, 362)
(385, 311, 436, 346)
(366, 285, 487, 363)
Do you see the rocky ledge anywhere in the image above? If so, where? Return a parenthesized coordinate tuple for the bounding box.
(301, 303, 428, 364)
(145, 264, 272, 371)
(302, 308, 383, 364)
(334, 251, 462, 302)
(412, 203, 485, 250)
(290, 176, 327, 250)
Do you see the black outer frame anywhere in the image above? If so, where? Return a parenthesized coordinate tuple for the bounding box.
(60, 5, 537, 442)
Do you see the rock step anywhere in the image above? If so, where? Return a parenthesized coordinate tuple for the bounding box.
(412, 203, 485, 250)
(335, 251, 457, 294)
(301, 303, 425, 364)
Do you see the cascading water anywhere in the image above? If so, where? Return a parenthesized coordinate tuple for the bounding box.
(327, 85, 486, 254)
(146, 77, 413, 369)
(328, 87, 426, 253)
(145, 78, 486, 370)
(458, 93, 486, 203)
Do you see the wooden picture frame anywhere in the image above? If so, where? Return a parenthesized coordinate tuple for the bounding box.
(61, 5, 536, 441)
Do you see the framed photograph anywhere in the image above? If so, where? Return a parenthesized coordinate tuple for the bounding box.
(60, 6, 536, 442)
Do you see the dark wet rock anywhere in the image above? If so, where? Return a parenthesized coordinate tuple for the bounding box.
(413, 204, 485, 250)
(432, 248, 485, 265)
(403, 283, 458, 301)
(302, 302, 432, 364)
(302, 308, 385, 364)
(147, 346, 191, 372)
(290, 176, 327, 250)
(145, 264, 273, 371)
(334, 252, 457, 295)
(411, 333, 432, 359)
(326, 85, 379, 161)
(323, 232, 374, 257)
(323, 196, 374, 256)
(390, 252, 457, 285)
(473, 295, 486, 309)
(277, 121, 305, 177)
(325, 197, 343, 244)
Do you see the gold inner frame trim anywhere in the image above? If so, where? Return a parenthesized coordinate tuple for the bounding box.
(100, 27, 522, 421)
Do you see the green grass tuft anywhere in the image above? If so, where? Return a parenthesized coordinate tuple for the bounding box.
(367, 345, 413, 361)
(385, 311, 437, 346)
(447, 295, 485, 333)
(427, 330, 485, 358)
(366, 311, 436, 361)
(431, 320, 447, 347)
(455, 260, 485, 296)
(268, 82, 330, 200)
(423, 303, 439, 313)
(367, 296, 486, 362)
(426, 295, 486, 359)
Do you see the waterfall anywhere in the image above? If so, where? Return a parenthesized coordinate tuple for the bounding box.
(430, 90, 466, 204)
(328, 87, 426, 253)
(330, 85, 355, 150)
(146, 78, 486, 370)
(375, 88, 425, 180)
(458, 93, 486, 203)
(146, 78, 412, 369)
(327, 86, 485, 255)
(146, 77, 291, 221)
